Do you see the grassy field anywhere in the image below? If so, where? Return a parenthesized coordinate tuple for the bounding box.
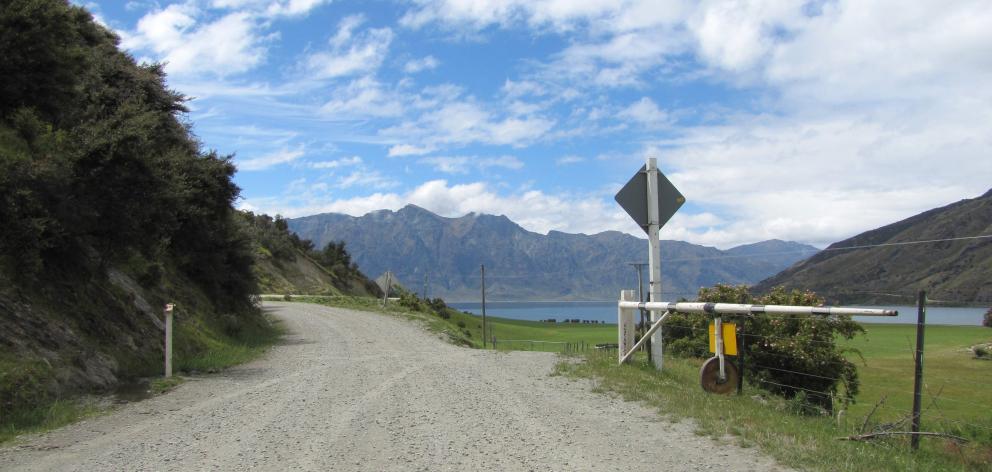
(458, 313, 615, 351)
(839, 324, 992, 442)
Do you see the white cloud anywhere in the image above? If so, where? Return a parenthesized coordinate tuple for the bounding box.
(337, 170, 400, 190)
(388, 144, 435, 157)
(238, 147, 305, 171)
(403, 55, 440, 73)
(123, 5, 268, 77)
(618, 97, 669, 127)
(306, 15, 393, 79)
(556, 155, 584, 165)
(265, 0, 333, 17)
(320, 77, 404, 117)
(653, 103, 992, 247)
(380, 99, 555, 147)
(309, 156, 362, 169)
(242, 179, 635, 237)
(418, 156, 524, 174)
(502, 79, 546, 97)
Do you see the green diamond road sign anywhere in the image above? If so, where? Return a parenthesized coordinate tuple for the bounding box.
(614, 164, 685, 234)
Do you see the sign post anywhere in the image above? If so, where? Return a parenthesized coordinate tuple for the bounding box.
(615, 157, 685, 370)
(164, 303, 175, 378)
(645, 159, 664, 369)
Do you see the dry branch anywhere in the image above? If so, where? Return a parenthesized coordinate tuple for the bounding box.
(838, 431, 969, 444)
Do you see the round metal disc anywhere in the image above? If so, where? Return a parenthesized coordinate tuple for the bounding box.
(700, 356, 739, 395)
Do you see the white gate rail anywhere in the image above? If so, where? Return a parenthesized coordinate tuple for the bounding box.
(617, 299, 897, 366)
(619, 301, 897, 317)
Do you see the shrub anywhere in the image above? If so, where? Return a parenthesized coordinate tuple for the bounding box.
(983, 308, 992, 327)
(973, 344, 991, 359)
(663, 284, 864, 412)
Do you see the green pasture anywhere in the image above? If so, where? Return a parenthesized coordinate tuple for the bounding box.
(840, 324, 992, 439)
(451, 310, 616, 351)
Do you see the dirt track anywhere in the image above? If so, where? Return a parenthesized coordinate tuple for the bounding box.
(0, 302, 792, 471)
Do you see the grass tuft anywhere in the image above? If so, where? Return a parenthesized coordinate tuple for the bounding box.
(0, 398, 100, 444)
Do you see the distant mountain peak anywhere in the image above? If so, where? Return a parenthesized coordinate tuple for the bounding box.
(398, 203, 433, 214)
(287, 208, 819, 301)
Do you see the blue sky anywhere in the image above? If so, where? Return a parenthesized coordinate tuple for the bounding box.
(81, 0, 991, 248)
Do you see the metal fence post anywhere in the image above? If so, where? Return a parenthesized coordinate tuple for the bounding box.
(737, 321, 745, 395)
(911, 290, 927, 451)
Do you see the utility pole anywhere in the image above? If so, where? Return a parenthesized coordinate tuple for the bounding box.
(629, 262, 649, 359)
(481, 264, 487, 349)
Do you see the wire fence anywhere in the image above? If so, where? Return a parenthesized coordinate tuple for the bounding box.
(490, 339, 593, 354)
(648, 298, 992, 446)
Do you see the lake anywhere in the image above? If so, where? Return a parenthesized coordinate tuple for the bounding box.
(448, 301, 989, 326)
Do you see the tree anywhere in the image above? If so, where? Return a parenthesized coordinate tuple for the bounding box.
(0, 0, 259, 313)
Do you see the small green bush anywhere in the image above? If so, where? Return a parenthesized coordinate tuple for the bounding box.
(973, 344, 990, 359)
(663, 284, 864, 412)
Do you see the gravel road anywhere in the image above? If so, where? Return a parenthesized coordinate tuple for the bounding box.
(0, 302, 792, 471)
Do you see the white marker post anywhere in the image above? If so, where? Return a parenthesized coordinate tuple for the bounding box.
(645, 158, 665, 370)
(164, 303, 175, 378)
(618, 290, 636, 362)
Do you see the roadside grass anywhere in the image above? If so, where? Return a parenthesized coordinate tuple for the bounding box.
(0, 310, 283, 445)
(282, 295, 480, 347)
(173, 314, 285, 373)
(150, 376, 185, 395)
(0, 398, 101, 444)
(556, 350, 992, 471)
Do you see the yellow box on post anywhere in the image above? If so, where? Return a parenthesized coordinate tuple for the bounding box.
(708, 322, 737, 355)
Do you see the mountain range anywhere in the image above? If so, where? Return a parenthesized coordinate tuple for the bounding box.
(288, 205, 818, 301)
(754, 189, 992, 305)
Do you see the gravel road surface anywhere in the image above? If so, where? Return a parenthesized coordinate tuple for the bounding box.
(0, 302, 792, 471)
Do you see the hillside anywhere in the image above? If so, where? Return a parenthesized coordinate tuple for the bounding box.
(242, 212, 381, 297)
(288, 205, 818, 301)
(754, 189, 992, 305)
(0, 1, 367, 428)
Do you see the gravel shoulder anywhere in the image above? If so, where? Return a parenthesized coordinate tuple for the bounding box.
(0, 302, 793, 471)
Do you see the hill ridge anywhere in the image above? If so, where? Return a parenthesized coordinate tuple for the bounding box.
(754, 189, 992, 305)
